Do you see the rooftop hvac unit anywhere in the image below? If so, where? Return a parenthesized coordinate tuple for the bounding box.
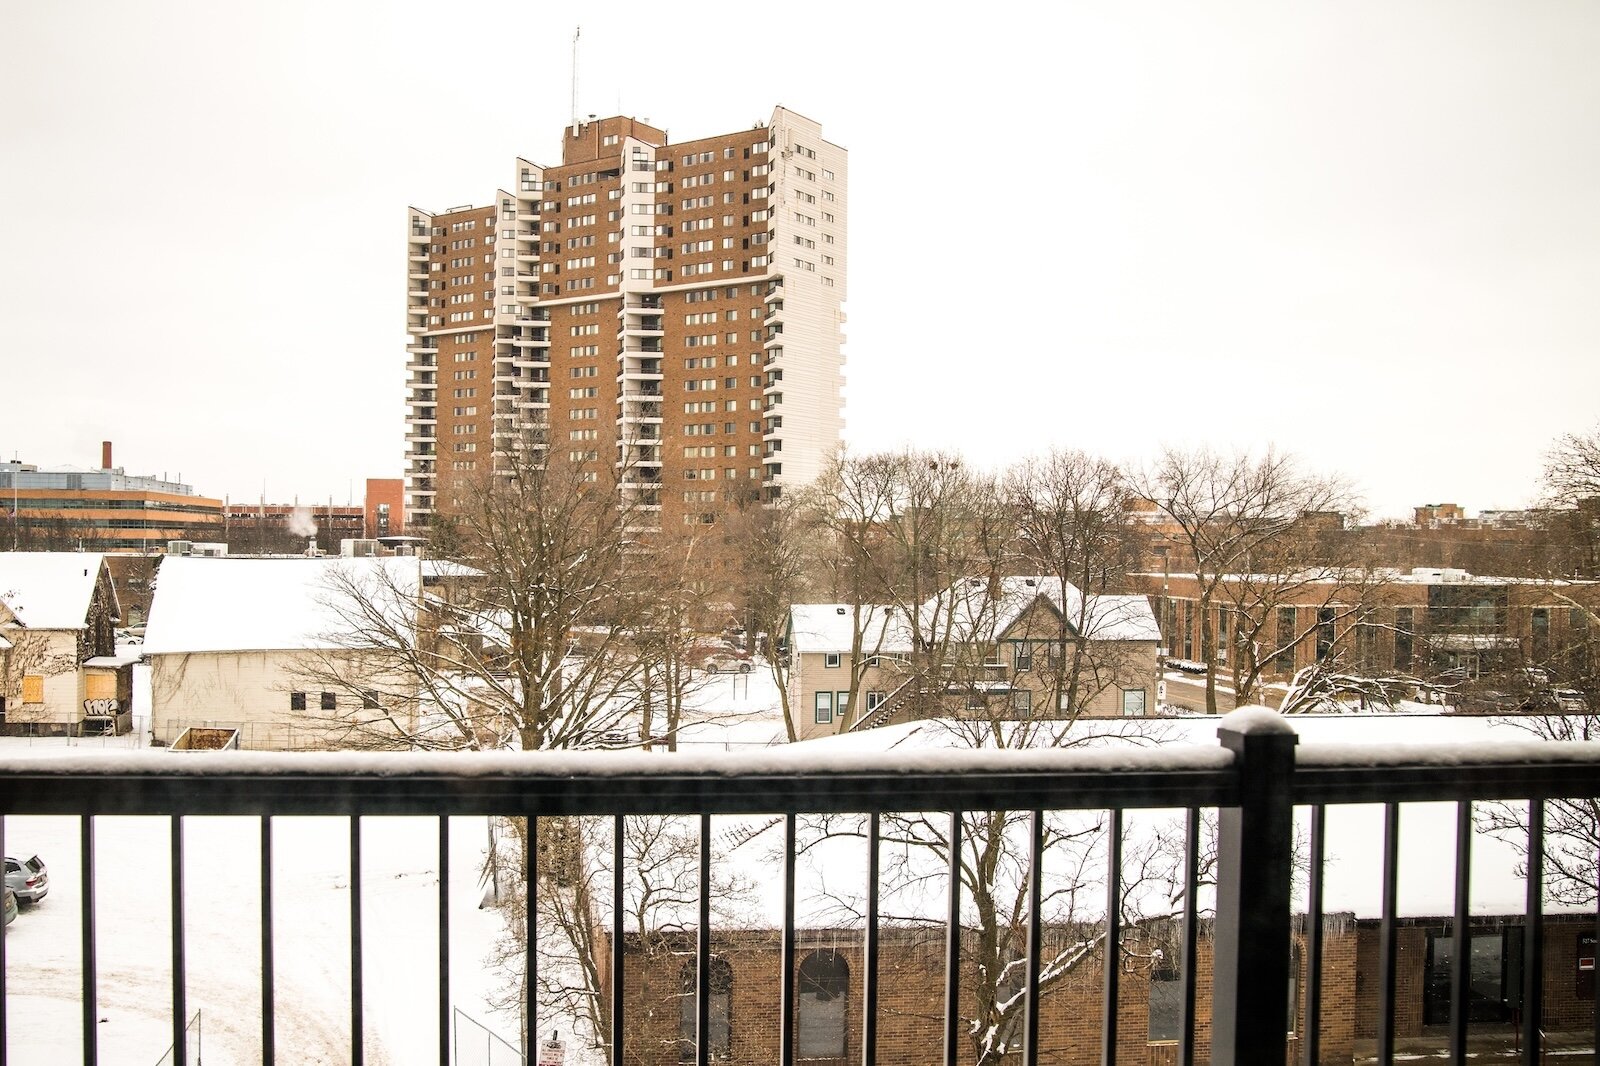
(167, 540, 193, 556)
(341, 539, 380, 558)
(191, 543, 229, 558)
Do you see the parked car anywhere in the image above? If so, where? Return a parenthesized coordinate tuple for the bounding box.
(3, 888, 15, 927)
(1528, 688, 1591, 714)
(5, 855, 48, 906)
(702, 654, 753, 674)
(1457, 690, 1523, 714)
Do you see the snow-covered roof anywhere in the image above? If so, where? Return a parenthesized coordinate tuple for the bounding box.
(84, 651, 142, 668)
(790, 579, 1159, 657)
(0, 552, 106, 630)
(143, 556, 420, 654)
(788, 604, 914, 655)
(922, 576, 1161, 645)
(799, 711, 1588, 920)
(422, 559, 483, 580)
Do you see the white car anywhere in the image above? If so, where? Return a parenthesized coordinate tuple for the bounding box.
(702, 654, 752, 674)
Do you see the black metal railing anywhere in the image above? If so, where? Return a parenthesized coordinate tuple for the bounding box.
(1, 711, 1598, 1066)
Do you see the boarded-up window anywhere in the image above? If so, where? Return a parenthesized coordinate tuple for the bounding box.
(85, 673, 117, 700)
(21, 675, 43, 704)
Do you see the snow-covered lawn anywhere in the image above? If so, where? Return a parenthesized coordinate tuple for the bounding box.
(3, 738, 526, 1064)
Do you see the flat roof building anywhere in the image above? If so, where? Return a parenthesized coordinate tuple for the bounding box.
(0, 443, 222, 552)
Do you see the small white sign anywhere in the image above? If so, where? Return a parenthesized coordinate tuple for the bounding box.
(538, 1038, 565, 1066)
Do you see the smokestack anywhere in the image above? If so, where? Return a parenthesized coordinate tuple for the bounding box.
(101, 441, 112, 470)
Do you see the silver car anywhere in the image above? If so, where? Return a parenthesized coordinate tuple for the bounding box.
(5, 855, 47, 905)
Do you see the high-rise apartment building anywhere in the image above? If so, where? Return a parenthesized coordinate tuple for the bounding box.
(404, 106, 845, 528)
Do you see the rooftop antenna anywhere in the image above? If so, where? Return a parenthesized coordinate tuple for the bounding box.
(570, 26, 581, 135)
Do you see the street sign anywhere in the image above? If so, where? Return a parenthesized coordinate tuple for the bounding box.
(538, 1036, 565, 1065)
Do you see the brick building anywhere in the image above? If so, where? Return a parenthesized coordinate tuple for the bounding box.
(220, 502, 366, 555)
(364, 477, 404, 538)
(1135, 567, 1600, 695)
(0, 443, 222, 552)
(405, 107, 846, 529)
(603, 914, 1594, 1064)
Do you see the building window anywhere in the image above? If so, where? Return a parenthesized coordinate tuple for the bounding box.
(1010, 689, 1032, 716)
(290, 691, 307, 711)
(1394, 607, 1414, 672)
(1148, 945, 1181, 1043)
(836, 691, 851, 723)
(320, 692, 337, 711)
(865, 691, 883, 712)
(362, 691, 380, 710)
(824, 652, 840, 669)
(1014, 643, 1033, 672)
(1275, 608, 1297, 674)
(797, 950, 849, 1058)
(1122, 689, 1148, 717)
(678, 957, 732, 1061)
(1424, 927, 1522, 1025)
(1316, 608, 1336, 660)
(814, 691, 833, 724)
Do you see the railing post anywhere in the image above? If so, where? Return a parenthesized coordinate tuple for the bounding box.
(1211, 708, 1298, 1066)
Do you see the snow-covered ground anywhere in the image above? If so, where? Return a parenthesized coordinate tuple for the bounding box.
(0, 663, 790, 1064)
(3, 784, 526, 1063)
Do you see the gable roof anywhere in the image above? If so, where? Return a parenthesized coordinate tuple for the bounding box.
(788, 604, 914, 655)
(922, 576, 1161, 645)
(0, 552, 107, 630)
(143, 556, 420, 654)
(788, 579, 1159, 658)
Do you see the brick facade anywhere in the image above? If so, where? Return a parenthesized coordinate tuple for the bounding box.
(596, 914, 1590, 1064)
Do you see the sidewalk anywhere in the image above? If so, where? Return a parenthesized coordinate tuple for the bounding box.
(1353, 1027, 1595, 1063)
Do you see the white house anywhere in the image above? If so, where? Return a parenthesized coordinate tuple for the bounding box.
(142, 555, 420, 749)
(0, 552, 127, 735)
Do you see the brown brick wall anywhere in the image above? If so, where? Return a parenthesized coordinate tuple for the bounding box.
(613, 925, 1355, 1066)
(1354, 917, 1596, 1040)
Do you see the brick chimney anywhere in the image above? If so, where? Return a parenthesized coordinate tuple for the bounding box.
(101, 441, 113, 470)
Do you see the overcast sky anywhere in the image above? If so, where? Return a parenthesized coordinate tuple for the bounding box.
(3, 1, 1596, 520)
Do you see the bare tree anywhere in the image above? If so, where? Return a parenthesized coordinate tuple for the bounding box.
(1006, 450, 1146, 718)
(1544, 424, 1600, 505)
(1133, 448, 1361, 714)
(1212, 546, 1392, 708)
(303, 436, 653, 751)
(1477, 711, 1600, 906)
(805, 450, 1010, 720)
(489, 814, 762, 1066)
(798, 720, 1210, 1066)
(723, 492, 816, 741)
(631, 520, 724, 751)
